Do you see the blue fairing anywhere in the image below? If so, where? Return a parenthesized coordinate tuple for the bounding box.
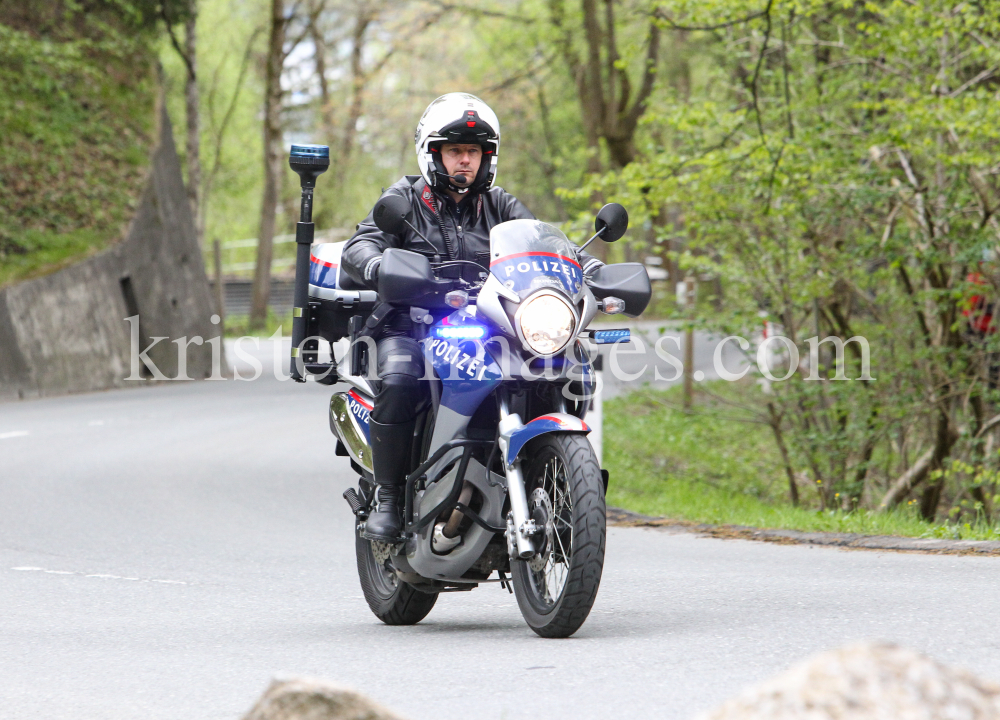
(506, 413, 591, 465)
(489, 252, 583, 297)
(423, 312, 503, 417)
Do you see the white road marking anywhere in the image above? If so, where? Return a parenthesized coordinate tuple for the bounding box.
(0, 431, 29, 440)
(11, 566, 189, 585)
(87, 420, 104, 426)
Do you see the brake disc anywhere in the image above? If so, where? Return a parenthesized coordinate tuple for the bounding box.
(528, 488, 553, 572)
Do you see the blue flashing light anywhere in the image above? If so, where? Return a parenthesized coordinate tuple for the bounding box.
(435, 325, 486, 339)
(290, 144, 330, 159)
(593, 328, 630, 345)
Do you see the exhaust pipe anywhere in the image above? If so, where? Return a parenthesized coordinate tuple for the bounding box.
(330, 392, 373, 473)
(443, 481, 475, 538)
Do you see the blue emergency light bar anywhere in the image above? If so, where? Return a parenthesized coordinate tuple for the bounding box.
(435, 325, 486, 339)
(592, 328, 630, 344)
(290, 144, 330, 159)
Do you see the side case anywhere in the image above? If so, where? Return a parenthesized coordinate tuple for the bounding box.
(308, 241, 378, 341)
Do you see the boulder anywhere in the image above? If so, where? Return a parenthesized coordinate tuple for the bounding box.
(242, 677, 406, 720)
(700, 641, 1000, 720)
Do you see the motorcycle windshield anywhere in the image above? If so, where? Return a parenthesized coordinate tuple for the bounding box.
(489, 219, 584, 301)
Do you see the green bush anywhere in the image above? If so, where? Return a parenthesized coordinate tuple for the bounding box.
(0, 2, 158, 287)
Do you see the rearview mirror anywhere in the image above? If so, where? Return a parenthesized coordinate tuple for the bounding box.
(595, 203, 628, 243)
(588, 263, 651, 317)
(372, 193, 412, 235)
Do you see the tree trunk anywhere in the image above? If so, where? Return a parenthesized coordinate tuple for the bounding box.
(535, 85, 567, 220)
(579, 0, 606, 175)
(184, 4, 201, 247)
(309, 11, 335, 146)
(917, 409, 958, 521)
(250, 0, 287, 330)
(767, 402, 799, 507)
(343, 7, 373, 160)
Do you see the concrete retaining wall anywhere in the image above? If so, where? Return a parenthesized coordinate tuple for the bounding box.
(0, 104, 220, 401)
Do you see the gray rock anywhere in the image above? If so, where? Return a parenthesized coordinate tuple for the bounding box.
(699, 641, 1000, 720)
(242, 677, 406, 720)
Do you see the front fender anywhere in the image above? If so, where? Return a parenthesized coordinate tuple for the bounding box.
(504, 413, 590, 466)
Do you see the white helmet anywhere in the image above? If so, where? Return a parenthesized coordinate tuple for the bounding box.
(415, 93, 500, 193)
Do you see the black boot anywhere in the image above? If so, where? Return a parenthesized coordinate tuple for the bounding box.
(363, 484, 403, 542)
(361, 419, 415, 542)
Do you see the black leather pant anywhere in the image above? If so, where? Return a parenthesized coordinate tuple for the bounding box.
(368, 332, 430, 489)
(370, 334, 430, 425)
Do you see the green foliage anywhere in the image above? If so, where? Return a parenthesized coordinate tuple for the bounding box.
(0, 1, 156, 287)
(595, 0, 1000, 522)
(607, 380, 782, 506)
(606, 384, 1000, 540)
(0, 228, 106, 288)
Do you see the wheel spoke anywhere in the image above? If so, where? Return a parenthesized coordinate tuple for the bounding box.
(552, 518, 570, 562)
(526, 449, 577, 606)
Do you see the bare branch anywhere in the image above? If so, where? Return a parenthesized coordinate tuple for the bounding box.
(428, 0, 535, 22)
(204, 26, 265, 203)
(365, 10, 444, 80)
(780, 14, 794, 139)
(654, 5, 769, 32)
(284, 0, 324, 60)
(881, 202, 900, 245)
(879, 447, 934, 510)
(949, 64, 998, 97)
(160, 3, 195, 81)
(480, 54, 554, 93)
(747, 0, 775, 145)
(974, 412, 1000, 441)
(623, 17, 661, 129)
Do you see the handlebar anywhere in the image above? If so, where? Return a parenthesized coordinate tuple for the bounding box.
(429, 259, 488, 295)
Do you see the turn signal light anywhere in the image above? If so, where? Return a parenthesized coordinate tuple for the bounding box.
(601, 297, 626, 315)
(445, 290, 469, 308)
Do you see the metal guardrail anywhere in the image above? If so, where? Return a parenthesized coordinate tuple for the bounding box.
(223, 259, 296, 273)
(209, 279, 295, 316)
(219, 228, 351, 273)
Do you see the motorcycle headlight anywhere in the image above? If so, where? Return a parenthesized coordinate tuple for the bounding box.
(516, 291, 578, 356)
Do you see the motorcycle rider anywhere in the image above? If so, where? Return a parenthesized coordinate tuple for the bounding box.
(342, 92, 603, 542)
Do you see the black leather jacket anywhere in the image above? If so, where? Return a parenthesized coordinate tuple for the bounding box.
(342, 175, 602, 291)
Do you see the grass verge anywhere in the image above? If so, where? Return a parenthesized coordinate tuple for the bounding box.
(604, 383, 1000, 541)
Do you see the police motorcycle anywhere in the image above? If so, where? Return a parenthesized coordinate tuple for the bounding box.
(286, 144, 651, 638)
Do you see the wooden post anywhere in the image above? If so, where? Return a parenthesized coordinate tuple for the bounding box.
(213, 237, 225, 329)
(683, 275, 695, 412)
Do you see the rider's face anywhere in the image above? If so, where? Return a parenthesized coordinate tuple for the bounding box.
(440, 143, 482, 186)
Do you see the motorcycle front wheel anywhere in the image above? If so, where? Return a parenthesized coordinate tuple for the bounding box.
(355, 528, 437, 625)
(511, 434, 606, 638)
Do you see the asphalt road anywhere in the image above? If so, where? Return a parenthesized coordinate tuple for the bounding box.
(2, 356, 999, 720)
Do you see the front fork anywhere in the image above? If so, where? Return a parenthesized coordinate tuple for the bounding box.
(497, 392, 538, 559)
